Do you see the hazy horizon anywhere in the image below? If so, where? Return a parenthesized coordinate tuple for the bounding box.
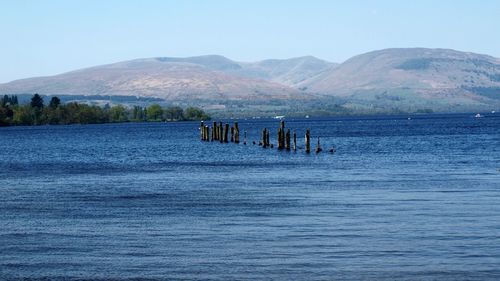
(1, 0, 499, 83)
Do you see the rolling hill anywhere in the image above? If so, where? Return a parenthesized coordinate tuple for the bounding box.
(302, 48, 500, 111)
(1, 48, 499, 114)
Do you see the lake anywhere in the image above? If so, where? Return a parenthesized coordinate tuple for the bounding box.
(1, 113, 499, 280)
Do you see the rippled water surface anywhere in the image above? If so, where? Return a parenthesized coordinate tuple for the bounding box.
(1, 114, 499, 280)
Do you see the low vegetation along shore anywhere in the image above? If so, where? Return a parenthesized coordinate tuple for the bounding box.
(0, 94, 210, 126)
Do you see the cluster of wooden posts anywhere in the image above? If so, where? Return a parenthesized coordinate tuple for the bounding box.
(200, 120, 244, 144)
(200, 120, 330, 154)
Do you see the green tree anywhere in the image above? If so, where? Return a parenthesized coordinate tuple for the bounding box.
(44, 106, 63, 125)
(49, 96, 61, 109)
(131, 106, 145, 121)
(0, 107, 9, 126)
(109, 105, 129, 122)
(30, 94, 44, 109)
(184, 106, 210, 121)
(1, 95, 8, 107)
(164, 106, 184, 121)
(146, 104, 164, 121)
(13, 105, 34, 125)
(30, 94, 45, 125)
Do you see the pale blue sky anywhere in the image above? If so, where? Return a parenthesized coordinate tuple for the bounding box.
(1, 0, 499, 82)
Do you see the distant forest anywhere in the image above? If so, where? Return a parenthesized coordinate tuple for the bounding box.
(0, 94, 210, 126)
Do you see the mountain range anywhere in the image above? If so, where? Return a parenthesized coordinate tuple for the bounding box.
(1, 48, 499, 115)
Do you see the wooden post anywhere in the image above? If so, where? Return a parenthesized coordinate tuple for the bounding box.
(281, 121, 285, 149)
(277, 128, 282, 150)
(219, 122, 223, 143)
(200, 121, 204, 140)
(315, 137, 322, 153)
(293, 129, 297, 151)
(205, 126, 210, 142)
(211, 126, 214, 141)
(230, 126, 234, 142)
(266, 129, 270, 148)
(234, 122, 239, 144)
(262, 128, 267, 148)
(243, 130, 247, 145)
(213, 121, 218, 140)
(223, 123, 229, 143)
(305, 128, 310, 153)
(285, 129, 290, 151)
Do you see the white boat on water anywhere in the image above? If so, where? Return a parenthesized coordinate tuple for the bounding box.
(475, 113, 483, 118)
(274, 115, 285, 119)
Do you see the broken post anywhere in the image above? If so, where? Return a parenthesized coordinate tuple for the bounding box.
(223, 123, 229, 143)
(234, 122, 239, 144)
(285, 129, 290, 151)
(305, 128, 311, 153)
(266, 129, 270, 148)
(293, 130, 297, 151)
(200, 121, 204, 140)
(219, 122, 224, 143)
(315, 137, 322, 153)
(213, 121, 218, 140)
(277, 128, 283, 150)
(262, 128, 267, 148)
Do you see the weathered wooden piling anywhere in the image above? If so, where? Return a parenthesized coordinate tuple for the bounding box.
(243, 130, 247, 145)
(223, 123, 229, 143)
(285, 129, 291, 150)
(230, 126, 234, 142)
(315, 137, 322, 153)
(262, 128, 267, 148)
(234, 122, 240, 144)
(266, 129, 270, 148)
(219, 122, 223, 143)
(277, 120, 285, 150)
(206, 126, 210, 141)
(200, 121, 205, 140)
(305, 129, 311, 153)
(293, 130, 297, 151)
(277, 128, 283, 150)
(213, 121, 217, 140)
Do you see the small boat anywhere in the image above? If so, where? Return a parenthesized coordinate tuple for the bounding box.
(475, 113, 483, 118)
(274, 115, 285, 119)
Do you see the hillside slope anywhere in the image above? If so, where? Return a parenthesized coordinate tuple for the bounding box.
(302, 48, 500, 110)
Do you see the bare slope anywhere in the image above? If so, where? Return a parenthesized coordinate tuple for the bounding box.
(1, 49, 499, 112)
(0, 56, 303, 101)
(303, 48, 500, 108)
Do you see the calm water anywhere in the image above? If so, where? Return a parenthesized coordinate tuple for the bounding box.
(1, 114, 499, 280)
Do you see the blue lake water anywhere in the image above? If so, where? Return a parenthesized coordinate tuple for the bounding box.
(1, 114, 499, 280)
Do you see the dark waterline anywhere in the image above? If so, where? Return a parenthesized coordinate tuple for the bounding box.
(1, 113, 499, 280)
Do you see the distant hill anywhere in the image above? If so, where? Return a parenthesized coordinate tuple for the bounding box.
(0, 56, 303, 101)
(302, 48, 500, 111)
(1, 48, 499, 114)
(238, 56, 337, 87)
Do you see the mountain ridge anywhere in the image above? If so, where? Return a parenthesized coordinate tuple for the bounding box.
(1, 48, 499, 114)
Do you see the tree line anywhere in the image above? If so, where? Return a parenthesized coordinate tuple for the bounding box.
(0, 94, 210, 126)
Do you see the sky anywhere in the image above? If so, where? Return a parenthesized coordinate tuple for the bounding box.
(0, 0, 499, 83)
